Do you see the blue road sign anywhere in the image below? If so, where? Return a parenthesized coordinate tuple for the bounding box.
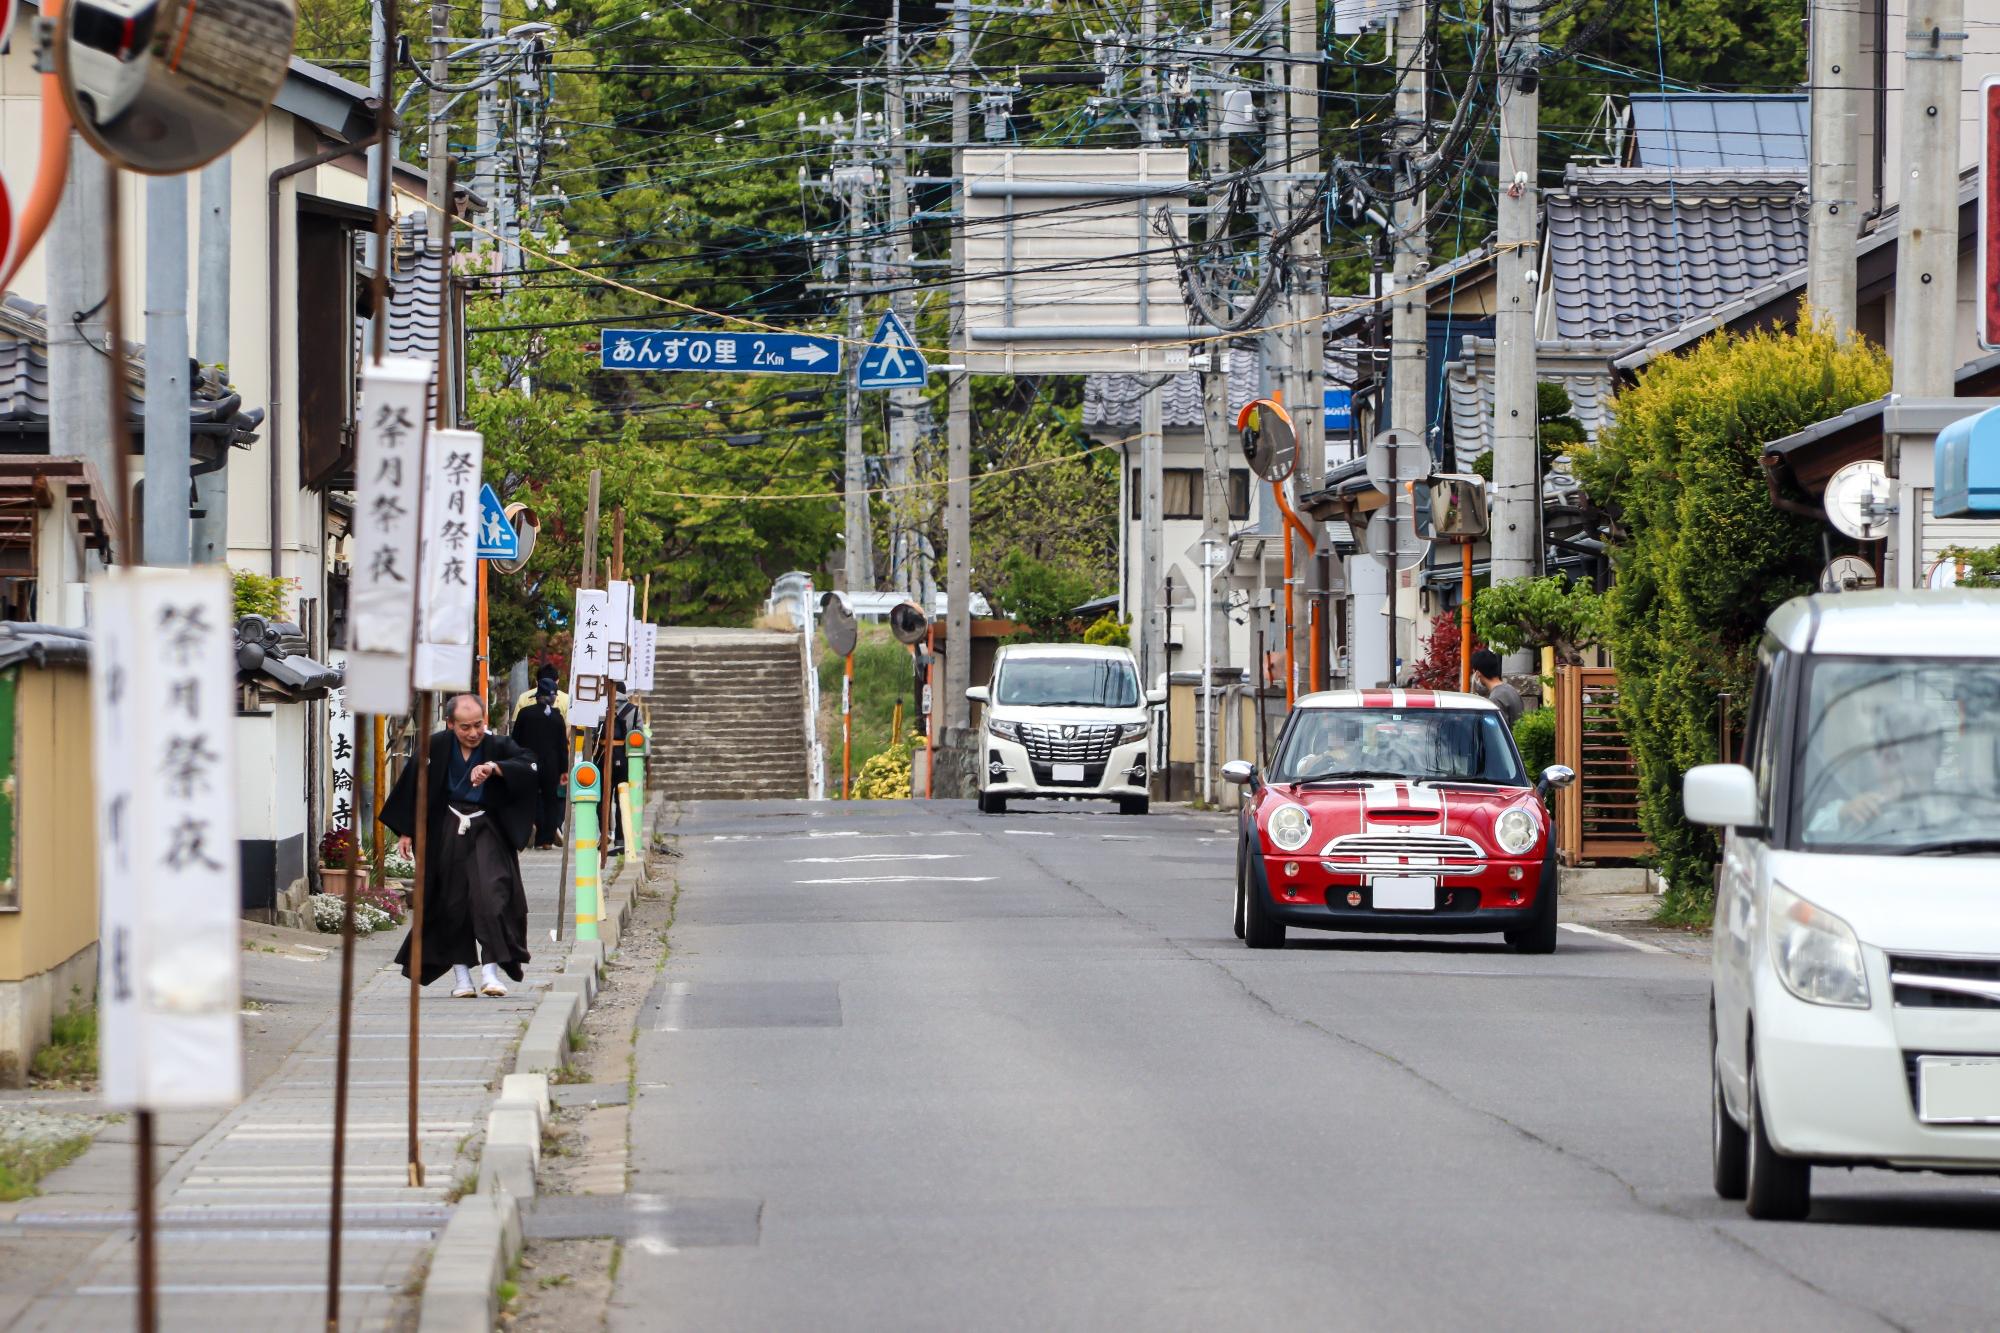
(477, 483, 519, 560)
(1324, 387, 1354, 432)
(600, 329, 840, 375)
(856, 310, 928, 389)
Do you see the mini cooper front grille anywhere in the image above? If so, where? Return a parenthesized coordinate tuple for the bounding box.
(1019, 724, 1119, 764)
(1318, 833, 1486, 873)
(1889, 954, 2000, 1010)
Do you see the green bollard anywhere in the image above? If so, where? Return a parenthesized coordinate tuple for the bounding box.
(625, 723, 647, 860)
(570, 759, 602, 941)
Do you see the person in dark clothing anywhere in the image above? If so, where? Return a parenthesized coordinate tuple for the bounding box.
(1469, 648, 1525, 726)
(604, 694, 643, 857)
(511, 675, 569, 848)
(380, 694, 537, 998)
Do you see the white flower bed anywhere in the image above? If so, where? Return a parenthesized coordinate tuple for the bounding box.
(311, 894, 393, 935)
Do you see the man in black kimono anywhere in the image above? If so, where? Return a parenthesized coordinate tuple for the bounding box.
(604, 693, 644, 858)
(380, 693, 537, 998)
(511, 674, 569, 848)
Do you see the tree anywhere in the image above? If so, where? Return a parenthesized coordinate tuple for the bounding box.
(991, 552, 1097, 640)
(1409, 614, 1479, 690)
(1474, 576, 1602, 667)
(1572, 319, 1891, 915)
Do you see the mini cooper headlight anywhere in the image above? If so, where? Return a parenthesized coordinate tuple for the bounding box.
(1494, 806, 1538, 856)
(988, 719, 1024, 744)
(1266, 803, 1312, 852)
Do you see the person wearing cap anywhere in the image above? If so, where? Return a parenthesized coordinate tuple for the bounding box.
(512, 666, 570, 849)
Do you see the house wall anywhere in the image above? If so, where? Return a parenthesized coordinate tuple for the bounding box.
(1860, 0, 2000, 217)
(0, 666, 99, 1086)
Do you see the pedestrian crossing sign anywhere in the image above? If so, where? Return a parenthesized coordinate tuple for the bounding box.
(856, 310, 928, 389)
(476, 483, 519, 560)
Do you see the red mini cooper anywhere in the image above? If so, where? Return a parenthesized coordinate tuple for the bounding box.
(1223, 689, 1574, 953)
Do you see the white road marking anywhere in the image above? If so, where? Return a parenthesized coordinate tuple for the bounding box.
(711, 830, 975, 843)
(1101, 835, 1142, 841)
(1003, 829, 1057, 837)
(788, 853, 962, 864)
(1559, 922, 1671, 955)
(792, 872, 995, 885)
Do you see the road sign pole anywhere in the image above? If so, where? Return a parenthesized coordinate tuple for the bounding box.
(477, 556, 489, 703)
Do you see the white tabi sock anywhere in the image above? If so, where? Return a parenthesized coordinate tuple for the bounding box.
(453, 964, 474, 992)
(481, 962, 503, 989)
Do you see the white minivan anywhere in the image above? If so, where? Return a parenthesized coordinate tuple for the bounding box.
(967, 643, 1163, 815)
(1685, 590, 2000, 1220)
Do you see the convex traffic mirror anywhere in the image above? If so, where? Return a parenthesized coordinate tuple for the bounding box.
(1236, 398, 1296, 483)
(58, 0, 299, 174)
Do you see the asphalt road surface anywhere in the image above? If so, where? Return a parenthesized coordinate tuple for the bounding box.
(611, 799, 2000, 1331)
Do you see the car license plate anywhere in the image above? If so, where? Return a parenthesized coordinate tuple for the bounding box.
(1371, 875, 1437, 911)
(1051, 763, 1087, 784)
(1917, 1055, 2000, 1124)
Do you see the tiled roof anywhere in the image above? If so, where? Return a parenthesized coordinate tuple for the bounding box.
(1627, 94, 1809, 171)
(1544, 167, 1807, 344)
(361, 215, 447, 362)
(1443, 337, 1621, 463)
(0, 295, 260, 448)
(1082, 341, 1361, 430)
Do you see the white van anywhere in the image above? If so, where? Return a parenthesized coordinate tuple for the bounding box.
(967, 643, 1163, 815)
(1685, 590, 2000, 1220)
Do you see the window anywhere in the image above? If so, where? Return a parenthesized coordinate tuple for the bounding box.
(993, 657, 1140, 708)
(1130, 469, 1252, 521)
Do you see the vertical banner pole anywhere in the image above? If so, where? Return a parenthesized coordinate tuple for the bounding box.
(1459, 542, 1474, 692)
(136, 1110, 157, 1333)
(842, 652, 853, 800)
(406, 692, 431, 1184)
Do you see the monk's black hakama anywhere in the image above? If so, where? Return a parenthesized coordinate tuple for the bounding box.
(379, 729, 540, 986)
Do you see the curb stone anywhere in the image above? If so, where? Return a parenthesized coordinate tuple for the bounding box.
(414, 835, 652, 1331)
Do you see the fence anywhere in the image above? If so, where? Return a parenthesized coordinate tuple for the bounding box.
(1552, 666, 1653, 865)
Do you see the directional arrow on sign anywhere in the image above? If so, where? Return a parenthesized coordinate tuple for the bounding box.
(792, 344, 831, 367)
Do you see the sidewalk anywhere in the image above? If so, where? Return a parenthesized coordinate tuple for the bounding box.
(0, 848, 574, 1331)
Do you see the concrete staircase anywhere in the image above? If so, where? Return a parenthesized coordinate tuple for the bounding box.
(637, 627, 812, 801)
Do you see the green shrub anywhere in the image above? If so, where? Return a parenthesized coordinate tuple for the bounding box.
(231, 568, 291, 621)
(1937, 545, 2000, 587)
(1475, 576, 1602, 666)
(1082, 613, 1130, 646)
(1511, 707, 1556, 779)
(991, 551, 1098, 639)
(853, 735, 916, 800)
(29, 997, 96, 1086)
(1573, 316, 1890, 913)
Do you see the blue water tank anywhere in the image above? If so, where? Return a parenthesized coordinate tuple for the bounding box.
(1933, 404, 2000, 518)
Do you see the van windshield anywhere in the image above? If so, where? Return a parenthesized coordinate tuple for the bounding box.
(1795, 659, 2000, 853)
(994, 658, 1139, 708)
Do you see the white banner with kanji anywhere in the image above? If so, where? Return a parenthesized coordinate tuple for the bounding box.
(606, 579, 633, 683)
(569, 589, 611, 728)
(89, 568, 242, 1112)
(327, 653, 355, 830)
(413, 427, 484, 690)
(347, 357, 433, 713)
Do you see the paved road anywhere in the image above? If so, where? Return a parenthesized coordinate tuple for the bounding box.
(612, 799, 2000, 1331)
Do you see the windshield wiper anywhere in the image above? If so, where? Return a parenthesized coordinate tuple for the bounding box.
(1894, 838, 2000, 857)
(1291, 769, 1411, 786)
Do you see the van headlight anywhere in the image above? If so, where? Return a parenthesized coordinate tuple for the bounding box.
(1769, 883, 1870, 1009)
(1116, 722, 1149, 743)
(1494, 807, 1538, 855)
(988, 719, 1023, 744)
(1265, 804, 1312, 852)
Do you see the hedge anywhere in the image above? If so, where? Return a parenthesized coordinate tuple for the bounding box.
(1572, 318, 1890, 915)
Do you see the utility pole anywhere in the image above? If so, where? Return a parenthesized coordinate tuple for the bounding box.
(1489, 0, 1541, 670)
(943, 0, 974, 743)
(1136, 0, 1166, 693)
(1806, 0, 1861, 339)
(1886, 3, 1965, 588)
(428, 0, 454, 421)
(1199, 0, 1234, 722)
(192, 155, 231, 565)
(475, 0, 502, 260)
(47, 140, 115, 573)
(1388, 0, 1428, 684)
(143, 175, 191, 566)
(1286, 0, 1324, 690)
(884, 0, 924, 603)
(843, 119, 876, 593)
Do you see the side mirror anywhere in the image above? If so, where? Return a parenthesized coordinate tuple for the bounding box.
(1222, 760, 1258, 788)
(1146, 687, 1168, 705)
(965, 685, 989, 704)
(1683, 763, 1759, 829)
(1539, 764, 1576, 791)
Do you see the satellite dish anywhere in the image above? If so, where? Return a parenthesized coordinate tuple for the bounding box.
(1818, 554, 1877, 594)
(1236, 398, 1296, 483)
(888, 600, 928, 645)
(489, 503, 540, 574)
(57, 0, 298, 174)
(819, 591, 857, 657)
(1823, 460, 1895, 542)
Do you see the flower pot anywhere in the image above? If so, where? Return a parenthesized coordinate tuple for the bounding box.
(320, 865, 367, 898)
